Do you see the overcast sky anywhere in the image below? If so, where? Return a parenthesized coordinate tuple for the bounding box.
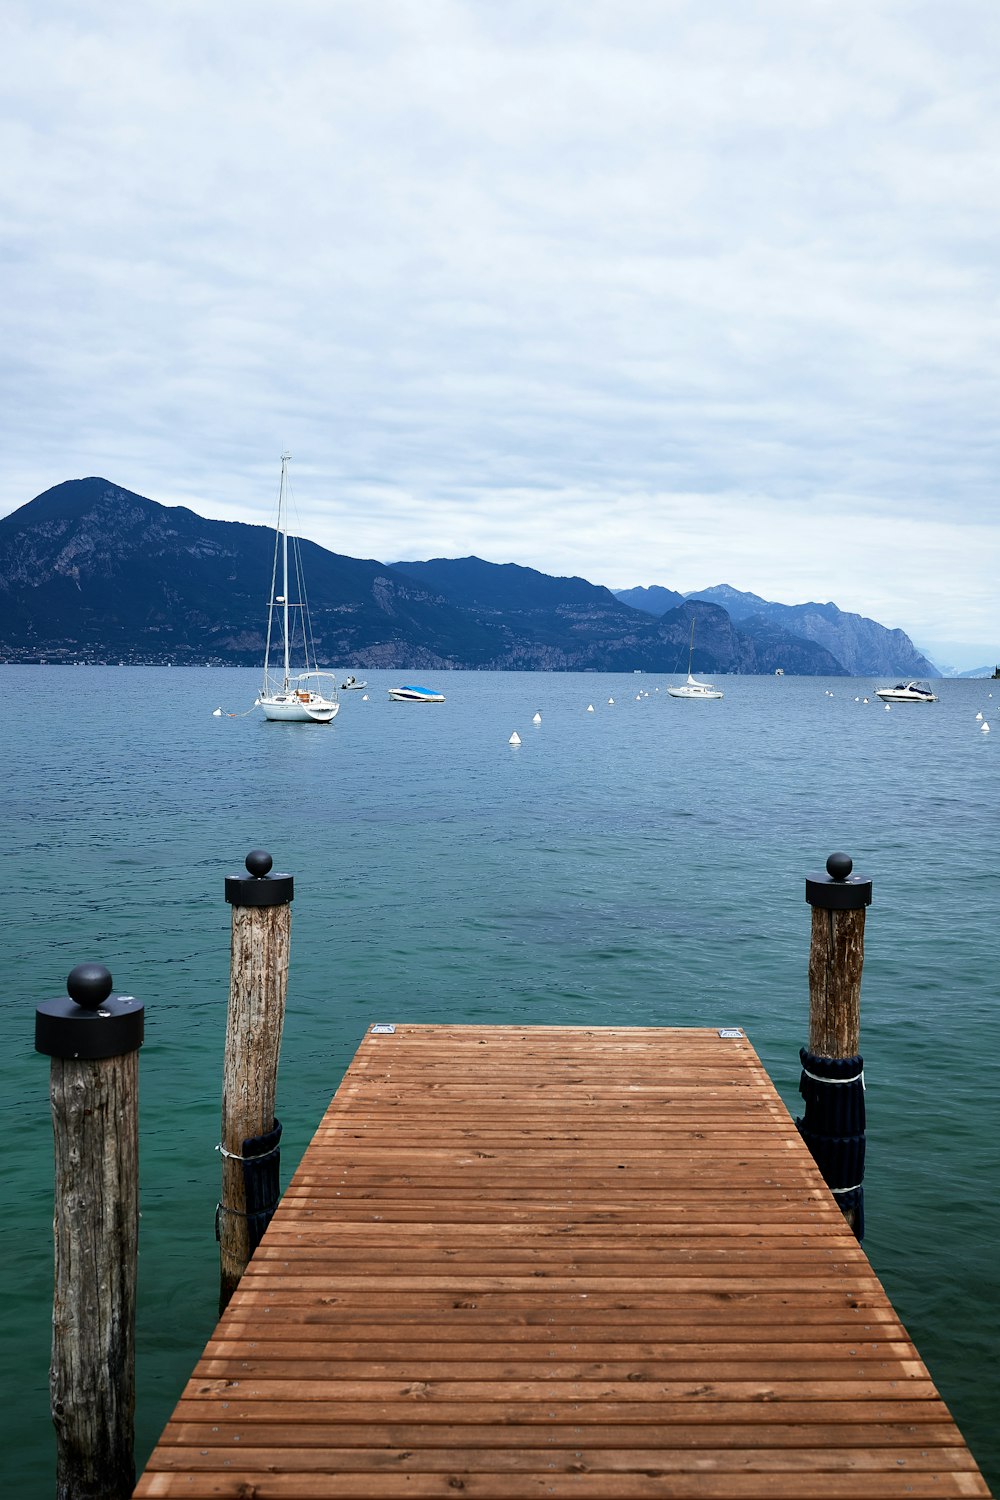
(2, 1, 998, 666)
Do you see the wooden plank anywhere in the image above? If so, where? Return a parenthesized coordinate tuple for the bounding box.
(134, 1025, 991, 1499)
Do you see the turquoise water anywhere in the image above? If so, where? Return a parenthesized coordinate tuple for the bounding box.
(2, 665, 997, 1493)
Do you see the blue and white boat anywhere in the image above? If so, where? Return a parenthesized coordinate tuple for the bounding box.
(388, 684, 446, 702)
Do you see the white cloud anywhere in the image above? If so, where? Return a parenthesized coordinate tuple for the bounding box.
(1, 0, 998, 658)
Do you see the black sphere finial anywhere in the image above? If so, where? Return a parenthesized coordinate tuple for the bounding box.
(245, 849, 273, 878)
(225, 851, 292, 907)
(66, 963, 114, 1012)
(826, 852, 853, 881)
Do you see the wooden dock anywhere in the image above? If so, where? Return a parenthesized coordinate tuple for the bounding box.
(135, 1024, 990, 1498)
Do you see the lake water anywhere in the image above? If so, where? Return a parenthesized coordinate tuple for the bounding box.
(2, 665, 997, 1494)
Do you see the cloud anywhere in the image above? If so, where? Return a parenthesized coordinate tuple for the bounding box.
(1, 0, 997, 658)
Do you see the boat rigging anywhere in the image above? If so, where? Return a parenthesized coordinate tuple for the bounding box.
(256, 454, 339, 723)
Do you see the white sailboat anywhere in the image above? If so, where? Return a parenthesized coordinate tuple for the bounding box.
(667, 620, 724, 700)
(257, 454, 339, 723)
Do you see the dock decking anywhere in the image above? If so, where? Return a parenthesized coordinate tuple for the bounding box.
(136, 1024, 990, 1498)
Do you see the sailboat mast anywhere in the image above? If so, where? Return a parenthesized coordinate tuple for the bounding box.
(280, 452, 291, 689)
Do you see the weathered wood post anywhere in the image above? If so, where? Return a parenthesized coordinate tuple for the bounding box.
(218, 848, 293, 1311)
(797, 852, 872, 1238)
(35, 963, 145, 1500)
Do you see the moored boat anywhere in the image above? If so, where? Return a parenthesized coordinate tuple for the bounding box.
(388, 684, 446, 702)
(873, 680, 938, 703)
(257, 454, 339, 723)
(667, 677, 724, 700)
(667, 620, 724, 700)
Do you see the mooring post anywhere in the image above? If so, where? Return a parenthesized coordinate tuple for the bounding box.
(35, 963, 145, 1500)
(798, 852, 873, 1238)
(218, 848, 293, 1311)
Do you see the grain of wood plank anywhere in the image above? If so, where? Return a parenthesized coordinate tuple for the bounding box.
(161, 1395, 964, 1426)
(134, 1025, 991, 1499)
(136, 1472, 988, 1498)
(156, 1420, 971, 1452)
(197, 1346, 916, 1369)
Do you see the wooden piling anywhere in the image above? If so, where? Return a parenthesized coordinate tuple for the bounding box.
(218, 849, 293, 1311)
(801, 851, 872, 1237)
(808, 900, 865, 1056)
(35, 962, 145, 1500)
(805, 850, 871, 1057)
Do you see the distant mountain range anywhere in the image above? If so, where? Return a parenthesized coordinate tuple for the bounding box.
(0, 478, 936, 677)
(613, 583, 935, 678)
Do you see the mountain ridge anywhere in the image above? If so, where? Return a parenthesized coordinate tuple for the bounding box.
(612, 582, 935, 679)
(0, 479, 931, 676)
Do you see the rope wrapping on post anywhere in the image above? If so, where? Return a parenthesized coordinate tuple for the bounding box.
(241, 1118, 282, 1251)
(214, 1119, 283, 1247)
(795, 1047, 866, 1240)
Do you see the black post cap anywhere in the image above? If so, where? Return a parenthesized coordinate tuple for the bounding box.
(225, 849, 294, 907)
(806, 852, 873, 911)
(35, 964, 145, 1060)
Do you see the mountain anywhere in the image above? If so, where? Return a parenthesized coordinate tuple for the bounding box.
(390, 556, 661, 669)
(683, 585, 772, 620)
(612, 584, 686, 616)
(392, 556, 606, 612)
(0, 479, 498, 668)
(614, 583, 769, 620)
(614, 581, 934, 677)
(391, 559, 845, 674)
(650, 600, 845, 677)
(0, 481, 699, 669)
(738, 599, 935, 677)
(0, 479, 925, 676)
(390, 555, 693, 671)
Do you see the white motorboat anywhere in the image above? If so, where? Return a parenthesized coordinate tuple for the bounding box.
(388, 684, 446, 702)
(341, 676, 367, 690)
(667, 621, 724, 700)
(874, 680, 938, 703)
(257, 454, 339, 724)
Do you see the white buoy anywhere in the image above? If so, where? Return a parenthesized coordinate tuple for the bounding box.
(212, 707, 223, 716)
(884, 703, 891, 711)
(608, 697, 614, 704)
(982, 721, 990, 734)
(532, 712, 541, 724)
(587, 704, 594, 712)
(976, 711, 983, 720)
(362, 694, 368, 700)
(509, 731, 521, 745)
(863, 697, 869, 703)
